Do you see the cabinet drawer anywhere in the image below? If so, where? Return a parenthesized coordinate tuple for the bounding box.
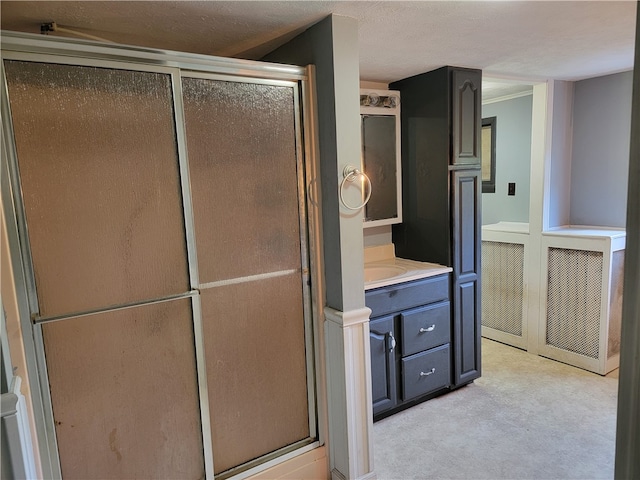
(401, 301, 451, 356)
(366, 274, 449, 318)
(401, 344, 450, 401)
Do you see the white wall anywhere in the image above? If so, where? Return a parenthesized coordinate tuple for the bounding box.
(481, 94, 533, 225)
(570, 71, 633, 228)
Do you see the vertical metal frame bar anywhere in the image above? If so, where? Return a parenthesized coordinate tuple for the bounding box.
(171, 70, 215, 478)
(1, 60, 62, 479)
(301, 65, 327, 446)
(32, 324, 61, 478)
(292, 79, 318, 440)
(1, 60, 40, 318)
(190, 295, 215, 478)
(171, 70, 201, 290)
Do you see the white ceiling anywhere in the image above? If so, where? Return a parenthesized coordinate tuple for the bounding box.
(1, 1, 636, 100)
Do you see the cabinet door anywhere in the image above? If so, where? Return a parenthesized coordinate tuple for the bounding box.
(451, 69, 481, 166)
(451, 169, 482, 385)
(369, 315, 398, 415)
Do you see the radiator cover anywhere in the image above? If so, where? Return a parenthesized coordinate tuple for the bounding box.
(539, 227, 626, 375)
(482, 241, 524, 337)
(545, 247, 602, 359)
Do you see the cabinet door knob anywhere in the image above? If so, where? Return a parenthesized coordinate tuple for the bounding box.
(419, 325, 436, 333)
(420, 368, 436, 377)
(387, 332, 396, 352)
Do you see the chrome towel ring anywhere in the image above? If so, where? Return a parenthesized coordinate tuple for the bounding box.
(339, 165, 372, 211)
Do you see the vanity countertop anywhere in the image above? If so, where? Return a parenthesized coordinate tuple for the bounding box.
(364, 245, 452, 291)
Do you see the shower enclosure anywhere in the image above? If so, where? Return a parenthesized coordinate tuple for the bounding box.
(1, 33, 321, 479)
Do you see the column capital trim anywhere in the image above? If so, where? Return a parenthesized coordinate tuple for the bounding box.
(324, 306, 371, 328)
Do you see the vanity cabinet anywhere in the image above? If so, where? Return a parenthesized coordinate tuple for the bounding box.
(367, 274, 451, 419)
(390, 66, 482, 388)
(369, 315, 398, 414)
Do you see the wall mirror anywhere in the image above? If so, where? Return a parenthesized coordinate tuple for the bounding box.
(481, 116, 497, 193)
(360, 89, 402, 227)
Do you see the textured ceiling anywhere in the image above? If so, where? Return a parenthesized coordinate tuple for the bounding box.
(1, 0, 636, 92)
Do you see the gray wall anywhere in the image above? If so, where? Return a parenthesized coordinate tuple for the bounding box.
(264, 15, 365, 312)
(481, 94, 533, 225)
(570, 71, 633, 228)
(264, 16, 373, 480)
(548, 81, 574, 228)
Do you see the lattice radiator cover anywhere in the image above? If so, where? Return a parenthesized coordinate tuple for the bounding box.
(608, 250, 624, 358)
(546, 247, 602, 359)
(481, 241, 524, 337)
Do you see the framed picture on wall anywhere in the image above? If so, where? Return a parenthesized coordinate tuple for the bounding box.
(482, 117, 496, 193)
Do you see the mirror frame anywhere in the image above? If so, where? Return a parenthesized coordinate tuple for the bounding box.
(481, 116, 497, 193)
(360, 89, 402, 228)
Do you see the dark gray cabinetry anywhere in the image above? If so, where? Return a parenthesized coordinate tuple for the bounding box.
(369, 315, 397, 414)
(390, 66, 482, 388)
(401, 344, 450, 401)
(451, 69, 482, 166)
(452, 169, 482, 384)
(367, 274, 451, 419)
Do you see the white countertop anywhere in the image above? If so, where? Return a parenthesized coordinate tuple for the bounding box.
(364, 245, 452, 290)
(482, 221, 530, 234)
(543, 225, 626, 239)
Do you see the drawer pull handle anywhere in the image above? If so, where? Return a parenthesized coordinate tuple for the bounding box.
(419, 325, 436, 333)
(420, 368, 436, 377)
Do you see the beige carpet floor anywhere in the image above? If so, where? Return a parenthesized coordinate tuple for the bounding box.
(372, 338, 619, 480)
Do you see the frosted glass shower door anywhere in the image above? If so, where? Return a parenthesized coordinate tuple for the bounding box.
(182, 76, 312, 475)
(4, 61, 190, 318)
(40, 299, 204, 479)
(4, 60, 204, 479)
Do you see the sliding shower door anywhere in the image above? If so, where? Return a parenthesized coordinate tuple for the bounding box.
(3, 60, 204, 479)
(4, 61, 191, 317)
(3, 39, 317, 480)
(181, 76, 313, 475)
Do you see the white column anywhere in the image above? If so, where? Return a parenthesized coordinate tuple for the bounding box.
(525, 81, 552, 355)
(324, 307, 375, 480)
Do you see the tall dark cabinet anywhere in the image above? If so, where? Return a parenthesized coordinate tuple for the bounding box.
(391, 66, 482, 387)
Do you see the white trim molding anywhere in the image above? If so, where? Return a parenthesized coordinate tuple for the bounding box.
(325, 306, 372, 328)
(324, 306, 376, 480)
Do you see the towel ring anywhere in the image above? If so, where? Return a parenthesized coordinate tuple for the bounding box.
(339, 165, 372, 211)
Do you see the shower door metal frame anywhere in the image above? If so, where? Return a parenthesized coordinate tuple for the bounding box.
(1, 31, 322, 480)
(177, 69, 320, 479)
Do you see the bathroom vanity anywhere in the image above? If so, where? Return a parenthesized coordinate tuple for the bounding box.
(365, 247, 452, 419)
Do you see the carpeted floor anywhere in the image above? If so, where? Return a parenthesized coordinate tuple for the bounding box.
(372, 338, 619, 480)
